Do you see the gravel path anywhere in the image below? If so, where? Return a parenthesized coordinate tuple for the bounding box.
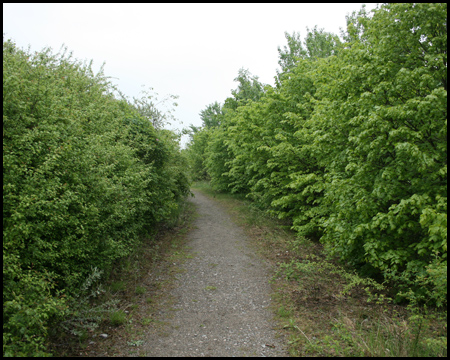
(143, 189, 288, 357)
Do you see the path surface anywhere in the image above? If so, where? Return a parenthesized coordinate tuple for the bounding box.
(142, 189, 288, 357)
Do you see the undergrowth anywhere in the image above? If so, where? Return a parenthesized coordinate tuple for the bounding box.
(47, 198, 197, 356)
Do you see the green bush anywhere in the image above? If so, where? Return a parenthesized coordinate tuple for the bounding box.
(313, 3, 447, 299)
(3, 39, 189, 356)
(186, 3, 447, 306)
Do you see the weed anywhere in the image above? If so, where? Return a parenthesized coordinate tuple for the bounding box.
(277, 306, 291, 318)
(127, 340, 144, 347)
(110, 310, 127, 326)
(135, 286, 146, 295)
(58, 266, 119, 339)
(110, 281, 126, 293)
(141, 317, 153, 326)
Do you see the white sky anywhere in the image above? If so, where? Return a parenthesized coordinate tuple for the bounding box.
(3, 3, 378, 147)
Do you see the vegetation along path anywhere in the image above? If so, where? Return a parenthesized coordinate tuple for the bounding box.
(142, 189, 288, 356)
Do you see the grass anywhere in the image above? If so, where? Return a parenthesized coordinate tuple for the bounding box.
(135, 286, 146, 295)
(110, 310, 127, 326)
(141, 317, 153, 326)
(277, 305, 292, 318)
(191, 181, 447, 357)
(110, 281, 126, 293)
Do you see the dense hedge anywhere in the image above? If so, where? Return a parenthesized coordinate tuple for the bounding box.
(186, 3, 447, 305)
(3, 39, 190, 356)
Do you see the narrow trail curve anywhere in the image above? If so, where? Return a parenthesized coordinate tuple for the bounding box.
(143, 189, 288, 357)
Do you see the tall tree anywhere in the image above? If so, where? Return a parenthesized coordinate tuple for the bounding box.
(199, 101, 223, 128)
(276, 28, 341, 85)
(276, 31, 307, 75)
(228, 68, 265, 109)
(339, 4, 374, 44)
(304, 25, 342, 59)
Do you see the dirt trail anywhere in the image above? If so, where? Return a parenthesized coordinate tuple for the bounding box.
(142, 189, 288, 357)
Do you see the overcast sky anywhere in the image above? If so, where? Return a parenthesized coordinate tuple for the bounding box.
(3, 3, 378, 147)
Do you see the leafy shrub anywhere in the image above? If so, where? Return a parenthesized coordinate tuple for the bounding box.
(186, 3, 447, 306)
(3, 264, 67, 357)
(313, 3, 447, 299)
(3, 39, 189, 356)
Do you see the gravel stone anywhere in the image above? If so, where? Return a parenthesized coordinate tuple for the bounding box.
(143, 189, 288, 357)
